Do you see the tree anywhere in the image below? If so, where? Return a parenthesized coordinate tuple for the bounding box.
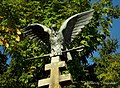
(0, 0, 120, 88)
(93, 38, 120, 88)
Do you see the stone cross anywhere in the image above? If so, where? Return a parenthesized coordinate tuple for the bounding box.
(38, 56, 72, 88)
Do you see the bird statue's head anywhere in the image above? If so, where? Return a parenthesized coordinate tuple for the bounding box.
(51, 24, 57, 31)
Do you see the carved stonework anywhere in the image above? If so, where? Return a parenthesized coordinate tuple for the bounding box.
(38, 56, 72, 88)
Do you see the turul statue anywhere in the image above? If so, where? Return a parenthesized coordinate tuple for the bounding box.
(21, 9, 94, 61)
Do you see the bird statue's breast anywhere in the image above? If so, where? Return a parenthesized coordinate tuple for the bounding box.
(50, 32, 63, 56)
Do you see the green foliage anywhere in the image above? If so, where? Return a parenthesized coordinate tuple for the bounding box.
(94, 53, 120, 88)
(93, 38, 120, 88)
(100, 38, 118, 55)
(0, 0, 120, 88)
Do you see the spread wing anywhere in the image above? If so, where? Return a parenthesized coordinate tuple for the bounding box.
(21, 23, 51, 47)
(59, 9, 94, 44)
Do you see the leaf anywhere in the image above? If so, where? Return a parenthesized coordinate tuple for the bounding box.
(85, 36, 90, 40)
(108, 21, 112, 25)
(0, 40, 3, 45)
(81, 40, 89, 47)
(97, 38, 101, 41)
(6, 28, 9, 32)
(30, 66, 36, 69)
(31, 84, 35, 87)
(37, 63, 42, 67)
(16, 29, 21, 35)
(25, 79, 28, 84)
(27, 74, 33, 78)
(1, 26, 4, 30)
(1, 36, 5, 42)
(15, 35, 20, 41)
(0, 16, 3, 18)
(5, 42, 9, 48)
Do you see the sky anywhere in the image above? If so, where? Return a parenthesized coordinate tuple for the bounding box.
(0, 0, 120, 64)
(87, 0, 120, 64)
(94, 0, 120, 53)
(89, 17, 120, 64)
(111, 18, 120, 52)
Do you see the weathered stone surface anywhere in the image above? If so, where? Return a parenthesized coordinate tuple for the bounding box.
(45, 61, 66, 71)
(60, 74, 72, 82)
(38, 78, 50, 87)
(38, 56, 72, 88)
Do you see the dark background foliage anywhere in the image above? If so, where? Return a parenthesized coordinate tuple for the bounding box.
(0, 0, 120, 88)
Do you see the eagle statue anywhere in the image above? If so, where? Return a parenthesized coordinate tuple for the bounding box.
(21, 9, 94, 61)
